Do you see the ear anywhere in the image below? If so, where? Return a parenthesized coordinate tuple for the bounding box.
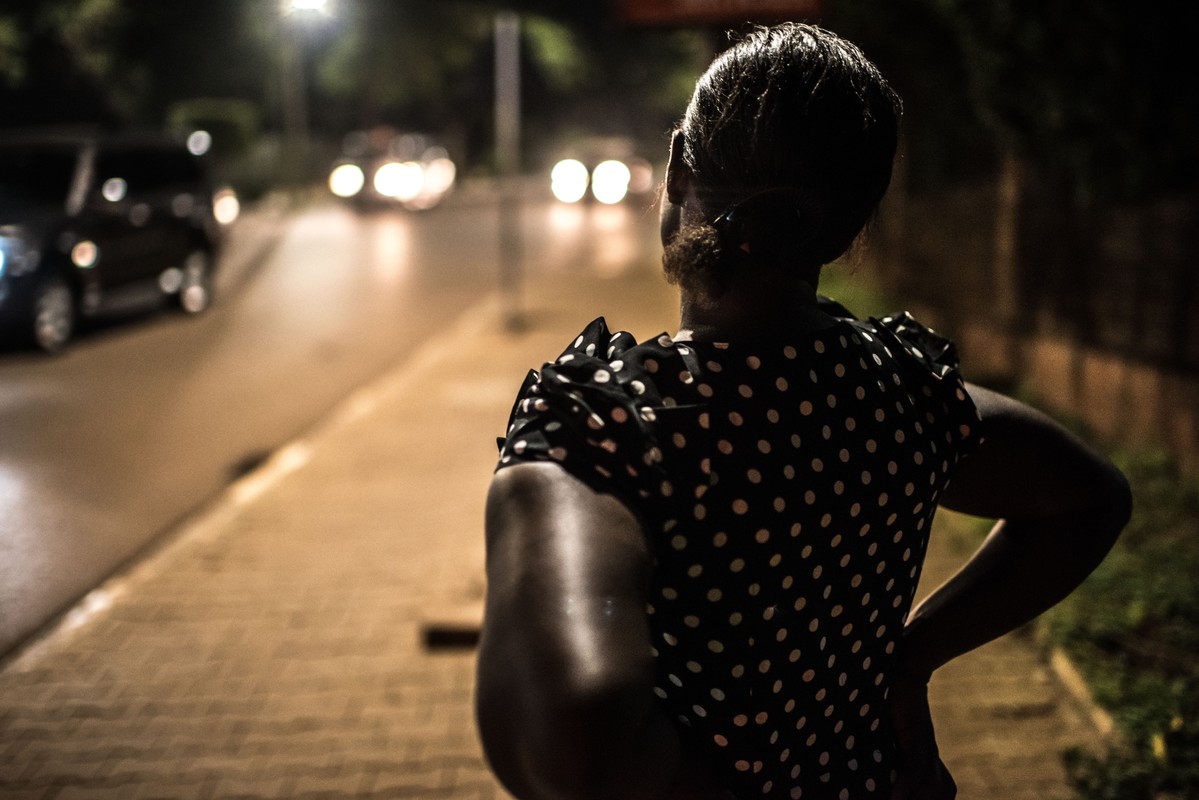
(664, 130, 691, 203)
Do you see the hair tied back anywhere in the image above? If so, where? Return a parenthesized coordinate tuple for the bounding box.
(710, 187, 826, 260)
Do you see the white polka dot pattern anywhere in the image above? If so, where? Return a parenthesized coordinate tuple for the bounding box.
(497, 306, 980, 799)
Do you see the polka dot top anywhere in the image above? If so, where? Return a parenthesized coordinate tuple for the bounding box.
(496, 300, 980, 800)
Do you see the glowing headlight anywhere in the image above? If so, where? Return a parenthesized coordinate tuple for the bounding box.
(0, 247, 6, 278)
(213, 187, 240, 225)
(422, 157, 457, 195)
(591, 160, 631, 205)
(551, 159, 589, 203)
(329, 163, 366, 198)
(374, 161, 424, 202)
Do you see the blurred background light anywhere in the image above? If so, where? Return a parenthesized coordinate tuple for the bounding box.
(171, 193, 195, 218)
(422, 157, 457, 196)
(373, 161, 423, 202)
(328, 163, 365, 198)
(70, 240, 98, 269)
(591, 159, 631, 205)
(158, 267, 183, 293)
(101, 178, 127, 203)
(212, 188, 241, 225)
(186, 130, 212, 156)
(550, 159, 589, 203)
(285, 0, 329, 13)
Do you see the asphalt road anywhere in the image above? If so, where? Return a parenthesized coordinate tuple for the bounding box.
(0, 187, 663, 657)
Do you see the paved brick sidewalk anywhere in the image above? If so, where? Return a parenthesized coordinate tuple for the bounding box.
(0, 254, 1105, 798)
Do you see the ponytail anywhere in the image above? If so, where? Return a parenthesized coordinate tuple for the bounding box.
(662, 187, 826, 299)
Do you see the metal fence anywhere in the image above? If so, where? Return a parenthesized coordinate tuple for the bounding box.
(868, 157, 1199, 467)
(874, 160, 1199, 374)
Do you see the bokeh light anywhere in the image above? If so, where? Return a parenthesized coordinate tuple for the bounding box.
(551, 159, 589, 203)
(373, 161, 424, 202)
(591, 159, 631, 205)
(328, 163, 366, 198)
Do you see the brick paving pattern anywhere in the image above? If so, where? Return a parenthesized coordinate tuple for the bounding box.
(0, 244, 1107, 798)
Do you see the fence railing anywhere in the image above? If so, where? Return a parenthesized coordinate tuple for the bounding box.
(869, 153, 1199, 469)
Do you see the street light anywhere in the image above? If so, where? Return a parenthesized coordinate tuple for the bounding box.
(282, 0, 330, 17)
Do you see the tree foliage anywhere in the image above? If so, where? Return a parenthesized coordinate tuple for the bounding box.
(935, 1, 1198, 200)
(821, 1, 997, 192)
(305, 0, 708, 165)
(0, 0, 126, 125)
(829, 0, 1197, 201)
(310, 1, 493, 133)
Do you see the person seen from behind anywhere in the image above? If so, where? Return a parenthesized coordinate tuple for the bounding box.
(475, 22, 1131, 800)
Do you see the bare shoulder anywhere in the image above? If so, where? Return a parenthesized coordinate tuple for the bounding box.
(486, 463, 641, 540)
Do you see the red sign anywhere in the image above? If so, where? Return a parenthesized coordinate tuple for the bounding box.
(618, 0, 823, 25)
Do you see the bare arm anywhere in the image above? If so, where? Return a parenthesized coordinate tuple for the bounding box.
(886, 383, 1130, 799)
(899, 382, 1133, 678)
(475, 462, 722, 800)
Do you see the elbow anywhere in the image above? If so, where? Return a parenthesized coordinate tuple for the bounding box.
(475, 605, 556, 798)
(474, 664, 535, 798)
(476, 649, 656, 800)
(476, 592, 662, 799)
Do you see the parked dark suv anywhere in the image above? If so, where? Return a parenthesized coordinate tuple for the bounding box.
(0, 130, 238, 351)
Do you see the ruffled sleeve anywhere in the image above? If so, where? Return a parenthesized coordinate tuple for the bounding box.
(821, 296, 964, 380)
(870, 312, 983, 457)
(496, 318, 668, 515)
(873, 312, 962, 379)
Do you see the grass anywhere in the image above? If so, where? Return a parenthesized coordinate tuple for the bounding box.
(928, 399, 1199, 797)
(939, 432, 1199, 798)
(1045, 448, 1199, 799)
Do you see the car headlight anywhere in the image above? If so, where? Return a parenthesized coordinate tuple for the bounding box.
(551, 159, 589, 203)
(329, 163, 366, 198)
(591, 160, 632, 205)
(0, 228, 39, 277)
(422, 156, 456, 195)
(373, 161, 424, 202)
(213, 187, 240, 226)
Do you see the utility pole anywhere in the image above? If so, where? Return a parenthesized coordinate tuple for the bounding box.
(278, 0, 331, 185)
(279, 23, 309, 182)
(495, 11, 524, 331)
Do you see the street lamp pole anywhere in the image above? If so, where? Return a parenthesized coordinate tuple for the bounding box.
(495, 11, 523, 331)
(278, 0, 329, 183)
(495, 11, 521, 180)
(279, 28, 308, 178)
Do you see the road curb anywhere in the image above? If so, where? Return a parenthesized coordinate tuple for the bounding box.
(1046, 642, 1119, 740)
